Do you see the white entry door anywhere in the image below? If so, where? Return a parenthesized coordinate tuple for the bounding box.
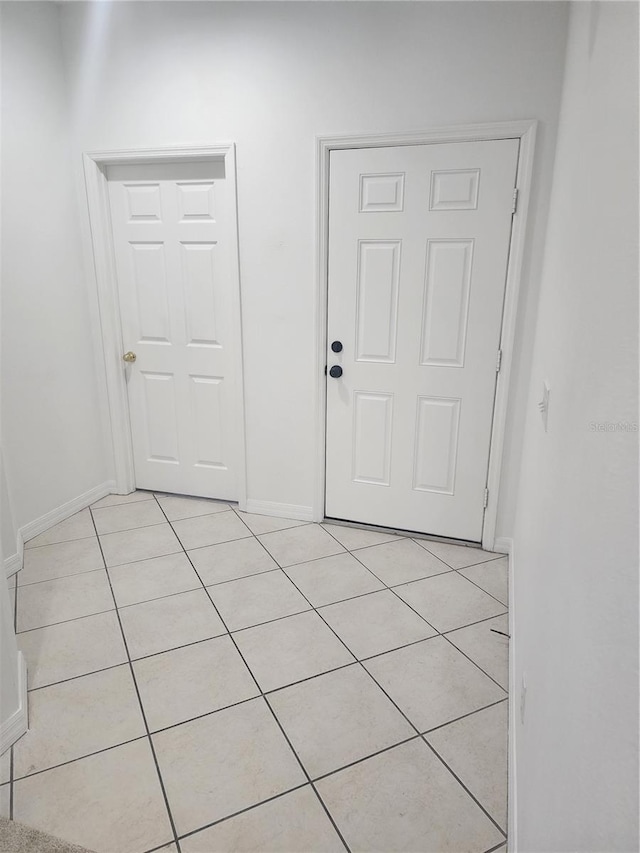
(325, 140, 519, 541)
(107, 160, 241, 500)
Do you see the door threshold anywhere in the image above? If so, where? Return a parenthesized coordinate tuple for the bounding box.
(323, 517, 481, 549)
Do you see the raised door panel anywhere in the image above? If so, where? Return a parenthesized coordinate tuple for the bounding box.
(189, 375, 226, 470)
(420, 240, 474, 368)
(140, 372, 180, 464)
(355, 241, 401, 363)
(352, 392, 393, 486)
(412, 397, 461, 495)
(180, 242, 220, 348)
(129, 243, 172, 345)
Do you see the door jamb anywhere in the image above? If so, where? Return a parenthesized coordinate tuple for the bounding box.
(83, 144, 247, 508)
(313, 121, 537, 550)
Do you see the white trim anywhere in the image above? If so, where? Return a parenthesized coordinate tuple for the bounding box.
(0, 652, 28, 754)
(244, 500, 314, 523)
(314, 121, 538, 546)
(493, 536, 512, 555)
(4, 482, 114, 580)
(503, 535, 517, 852)
(4, 545, 23, 580)
(82, 144, 247, 508)
(20, 481, 114, 546)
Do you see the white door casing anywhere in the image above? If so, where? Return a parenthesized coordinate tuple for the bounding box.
(325, 139, 519, 541)
(106, 159, 240, 499)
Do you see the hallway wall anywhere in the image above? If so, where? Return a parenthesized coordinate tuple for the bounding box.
(511, 3, 639, 849)
(58, 0, 569, 531)
(1, 2, 109, 545)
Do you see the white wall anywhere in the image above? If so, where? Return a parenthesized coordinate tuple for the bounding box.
(511, 3, 639, 850)
(0, 450, 26, 751)
(0, 2, 109, 539)
(58, 1, 569, 528)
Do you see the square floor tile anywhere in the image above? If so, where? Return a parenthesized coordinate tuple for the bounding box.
(156, 494, 230, 521)
(355, 539, 451, 586)
(92, 500, 166, 535)
(446, 614, 509, 690)
(285, 552, 384, 607)
(13, 665, 146, 778)
(414, 539, 502, 570)
(316, 738, 504, 853)
(426, 701, 508, 831)
(119, 588, 226, 659)
(322, 523, 403, 551)
(134, 635, 259, 731)
(100, 523, 182, 567)
(17, 571, 114, 632)
(394, 572, 506, 633)
(172, 511, 251, 550)
(18, 610, 127, 689)
(189, 537, 279, 586)
(153, 697, 306, 836)
(234, 611, 354, 692)
(319, 589, 436, 659)
(364, 637, 505, 733)
(25, 509, 95, 549)
(180, 786, 344, 852)
(460, 557, 508, 605)
(269, 664, 414, 779)
(13, 738, 173, 853)
(258, 525, 345, 568)
(235, 512, 309, 536)
(108, 551, 201, 608)
(91, 490, 155, 509)
(20, 538, 104, 586)
(209, 570, 310, 631)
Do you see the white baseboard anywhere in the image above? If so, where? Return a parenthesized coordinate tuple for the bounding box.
(0, 652, 28, 754)
(5, 481, 114, 580)
(21, 481, 114, 545)
(244, 499, 314, 522)
(507, 536, 517, 852)
(494, 536, 513, 555)
(4, 544, 23, 580)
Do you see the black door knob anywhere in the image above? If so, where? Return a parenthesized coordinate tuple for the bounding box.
(329, 365, 343, 378)
(331, 341, 343, 353)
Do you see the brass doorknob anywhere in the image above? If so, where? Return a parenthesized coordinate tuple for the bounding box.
(123, 351, 137, 363)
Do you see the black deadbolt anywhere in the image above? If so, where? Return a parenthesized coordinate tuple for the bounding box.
(331, 341, 343, 353)
(329, 365, 343, 378)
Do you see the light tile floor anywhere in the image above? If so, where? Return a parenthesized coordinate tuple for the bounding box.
(2, 492, 509, 853)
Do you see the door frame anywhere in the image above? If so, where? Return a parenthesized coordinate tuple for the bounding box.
(83, 144, 247, 508)
(314, 121, 537, 550)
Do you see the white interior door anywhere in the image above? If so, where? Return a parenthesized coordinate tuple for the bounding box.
(325, 139, 519, 541)
(107, 160, 241, 500)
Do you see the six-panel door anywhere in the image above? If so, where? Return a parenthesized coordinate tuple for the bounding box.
(325, 140, 519, 541)
(107, 161, 239, 500)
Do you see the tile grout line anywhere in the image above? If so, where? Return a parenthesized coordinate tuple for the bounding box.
(483, 841, 508, 853)
(289, 524, 509, 838)
(452, 567, 509, 609)
(153, 497, 352, 853)
(422, 737, 508, 837)
(16, 497, 509, 843)
(173, 782, 308, 846)
(231, 520, 507, 841)
(9, 745, 13, 821)
(326, 526, 510, 694)
(11, 735, 149, 785)
(87, 506, 183, 853)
